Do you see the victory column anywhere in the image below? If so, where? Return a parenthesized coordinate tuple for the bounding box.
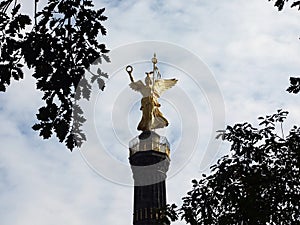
(126, 54, 177, 225)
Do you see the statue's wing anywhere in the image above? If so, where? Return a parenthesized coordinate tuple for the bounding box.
(129, 80, 144, 92)
(154, 79, 178, 97)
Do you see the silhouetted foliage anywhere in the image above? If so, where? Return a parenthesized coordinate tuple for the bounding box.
(160, 204, 179, 225)
(268, 0, 300, 11)
(166, 110, 300, 225)
(286, 77, 300, 94)
(0, 0, 109, 151)
(268, 0, 300, 94)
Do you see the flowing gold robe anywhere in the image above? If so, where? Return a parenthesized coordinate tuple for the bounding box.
(137, 96, 168, 131)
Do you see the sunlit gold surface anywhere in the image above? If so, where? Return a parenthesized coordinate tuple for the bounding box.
(126, 54, 178, 131)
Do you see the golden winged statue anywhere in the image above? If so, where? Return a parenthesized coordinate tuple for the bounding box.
(126, 54, 178, 131)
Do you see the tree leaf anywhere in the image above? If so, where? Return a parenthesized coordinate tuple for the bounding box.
(291, 0, 300, 9)
(97, 77, 105, 91)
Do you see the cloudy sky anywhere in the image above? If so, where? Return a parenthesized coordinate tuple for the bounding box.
(1, 0, 300, 224)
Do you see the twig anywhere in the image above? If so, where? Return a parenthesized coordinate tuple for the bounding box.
(34, 0, 39, 26)
(2, 0, 14, 13)
(280, 122, 285, 139)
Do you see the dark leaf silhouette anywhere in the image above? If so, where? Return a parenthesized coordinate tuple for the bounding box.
(286, 77, 300, 94)
(291, 1, 300, 9)
(267, 1, 300, 95)
(267, 0, 300, 11)
(0, 0, 109, 151)
(167, 110, 300, 224)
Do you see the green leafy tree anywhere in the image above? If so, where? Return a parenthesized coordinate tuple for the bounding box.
(166, 110, 300, 224)
(0, 0, 109, 150)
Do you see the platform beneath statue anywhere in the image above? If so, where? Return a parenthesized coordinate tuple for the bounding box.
(129, 131, 170, 157)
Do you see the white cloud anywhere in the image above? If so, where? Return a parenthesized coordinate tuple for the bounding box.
(1, 0, 300, 224)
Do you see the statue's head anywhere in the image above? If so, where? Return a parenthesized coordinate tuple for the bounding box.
(145, 73, 152, 86)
